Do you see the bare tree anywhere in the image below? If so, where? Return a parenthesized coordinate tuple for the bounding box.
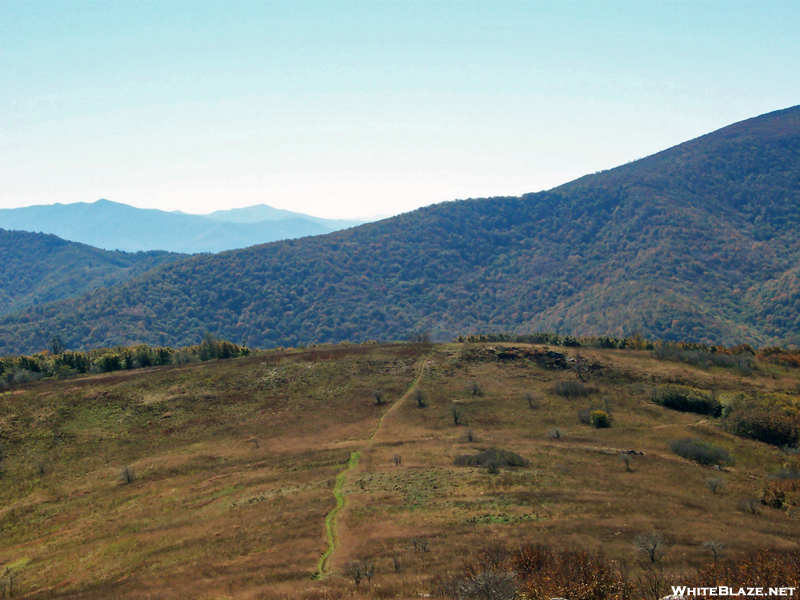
(466, 381, 483, 397)
(445, 570, 518, 600)
(392, 555, 401, 572)
(393, 454, 402, 466)
(637, 564, 669, 600)
(409, 331, 431, 343)
(634, 532, 667, 564)
(703, 540, 726, 562)
(412, 537, 430, 565)
(574, 349, 588, 382)
(452, 404, 463, 426)
(362, 559, 375, 585)
(346, 561, 364, 586)
(118, 465, 135, 485)
(523, 392, 537, 408)
(619, 453, 633, 472)
(705, 477, 725, 495)
(414, 389, 427, 408)
(1, 567, 15, 598)
(548, 428, 562, 439)
(372, 389, 385, 405)
(466, 429, 474, 442)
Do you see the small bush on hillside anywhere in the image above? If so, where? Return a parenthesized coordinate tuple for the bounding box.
(687, 547, 800, 590)
(553, 380, 591, 397)
(454, 448, 528, 468)
(118, 465, 135, 485)
(466, 381, 484, 397)
(738, 497, 762, 514)
(11, 368, 43, 384)
(433, 570, 518, 600)
(578, 406, 596, 424)
(759, 479, 800, 511)
(652, 385, 722, 417)
(579, 406, 612, 426)
(670, 438, 735, 467)
(591, 410, 612, 428)
(633, 532, 668, 564)
(723, 401, 800, 447)
(705, 477, 726, 495)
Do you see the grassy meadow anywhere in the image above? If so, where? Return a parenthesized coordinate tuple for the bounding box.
(1, 342, 799, 599)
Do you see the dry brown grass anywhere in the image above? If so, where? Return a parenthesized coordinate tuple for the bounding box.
(1, 342, 799, 598)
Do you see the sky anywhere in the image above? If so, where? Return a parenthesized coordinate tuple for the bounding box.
(2, 1, 799, 220)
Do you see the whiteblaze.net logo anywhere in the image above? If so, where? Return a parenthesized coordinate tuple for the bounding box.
(671, 587, 797, 597)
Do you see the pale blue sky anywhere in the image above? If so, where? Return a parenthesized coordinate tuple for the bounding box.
(2, 1, 798, 219)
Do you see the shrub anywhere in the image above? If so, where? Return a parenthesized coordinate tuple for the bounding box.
(591, 410, 612, 428)
(670, 438, 735, 467)
(652, 386, 722, 417)
(454, 448, 528, 468)
(738, 497, 762, 514)
(652, 345, 755, 374)
(11, 369, 41, 384)
(434, 570, 518, 600)
(510, 545, 632, 600)
(705, 477, 726, 494)
(633, 532, 667, 564)
(452, 404, 463, 426)
(118, 465, 135, 485)
(553, 380, 591, 397)
(759, 479, 800, 511)
(466, 381, 484, 397)
(724, 403, 800, 447)
(579, 406, 611, 426)
(687, 548, 800, 590)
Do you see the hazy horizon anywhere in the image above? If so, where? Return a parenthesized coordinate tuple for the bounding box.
(2, 1, 799, 219)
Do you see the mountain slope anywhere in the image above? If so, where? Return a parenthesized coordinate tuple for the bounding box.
(0, 199, 350, 253)
(0, 229, 184, 318)
(1, 106, 800, 354)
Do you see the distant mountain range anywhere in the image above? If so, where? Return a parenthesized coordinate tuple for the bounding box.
(1, 106, 800, 355)
(0, 200, 364, 253)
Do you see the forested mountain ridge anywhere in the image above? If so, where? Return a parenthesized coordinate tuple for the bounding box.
(0, 229, 184, 317)
(1, 106, 799, 355)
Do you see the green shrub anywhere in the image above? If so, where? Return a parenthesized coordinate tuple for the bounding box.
(670, 438, 735, 467)
(652, 386, 722, 417)
(591, 410, 612, 428)
(724, 403, 800, 448)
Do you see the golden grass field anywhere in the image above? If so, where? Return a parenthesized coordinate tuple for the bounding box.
(1, 342, 799, 599)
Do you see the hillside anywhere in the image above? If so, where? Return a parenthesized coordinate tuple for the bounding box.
(0, 229, 183, 317)
(2, 106, 800, 355)
(0, 199, 359, 253)
(0, 342, 798, 598)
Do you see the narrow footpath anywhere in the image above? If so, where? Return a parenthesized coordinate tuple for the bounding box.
(313, 349, 434, 578)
